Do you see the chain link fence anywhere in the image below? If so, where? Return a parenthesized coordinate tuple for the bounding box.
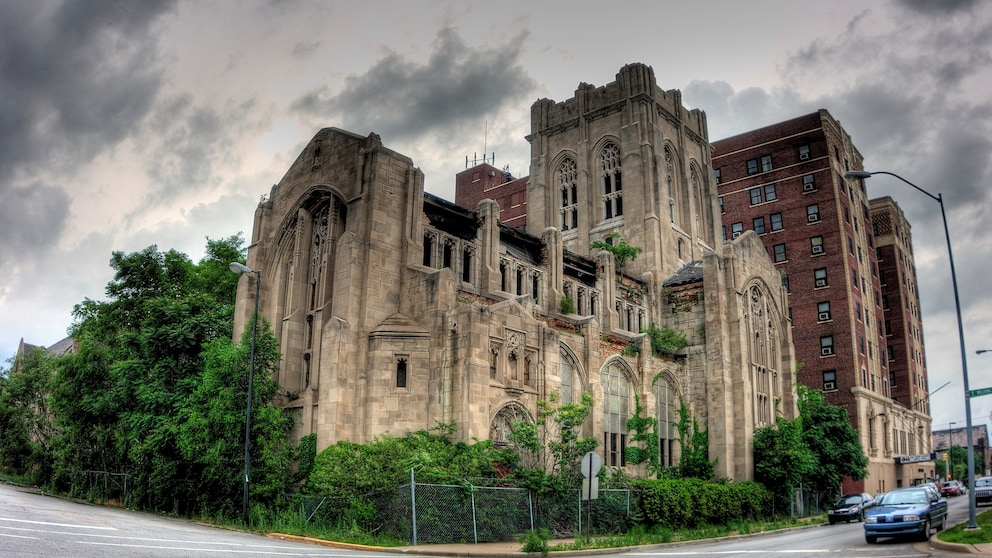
(285, 476, 634, 544)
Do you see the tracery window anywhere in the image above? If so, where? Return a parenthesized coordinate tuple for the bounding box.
(558, 158, 578, 231)
(743, 284, 778, 427)
(602, 360, 632, 466)
(601, 143, 623, 219)
(653, 375, 678, 467)
(560, 347, 580, 405)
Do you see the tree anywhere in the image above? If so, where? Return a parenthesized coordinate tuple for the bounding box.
(753, 416, 816, 507)
(0, 349, 57, 482)
(796, 385, 868, 496)
(45, 235, 287, 514)
(590, 233, 643, 271)
(508, 392, 598, 488)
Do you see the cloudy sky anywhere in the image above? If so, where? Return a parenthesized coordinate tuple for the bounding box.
(2, 0, 991, 437)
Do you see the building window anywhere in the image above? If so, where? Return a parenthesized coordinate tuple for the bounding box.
(814, 268, 828, 288)
(820, 335, 834, 356)
(823, 369, 836, 390)
(722, 225, 727, 241)
(532, 273, 540, 305)
(462, 248, 472, 282)
(817, 301, 831, 321)
(848, 235, 855, 255)
(761, 155, 773, 172)
(887, 345, 895, 362)
(764, 183, 777, 201)
(810, 235, 824, 255)
(799, 145, 811, 161)
(882, 294, 889, 310)
(747, 158, 759, 175)
(802, 174, 815, 191)
(749, 187, 762, 205)
(423, 234, 434, 266)
(719, 196, 724, 213)
(714, 168, 721, 184)
(753, 216, 766, 234)
(773, 243, 787, 263)
(601, 143, 623, 219)
(885, 320, 892, 336)
(770, 212, 784, 231)
(558, 158, 578, 231)
(807, 204, 820, 222)
(731, 222, 744, 238)
(442, 241, 453, 268)
(396, 357, 408, 388)
(602, 362, 631, 467)
(859, 334, 866, 355)
(654, 377, 677, 467)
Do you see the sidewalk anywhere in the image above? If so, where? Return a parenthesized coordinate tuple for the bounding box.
(270, 529, 992, 556)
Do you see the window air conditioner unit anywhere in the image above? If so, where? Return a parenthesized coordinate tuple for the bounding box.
(732, 231, 742, 238)
(800, 152, 810, 161)
(821, 347, 833, 356)
(803, 182, 815, 192)
(818, 312, 831, 321)
(815, 278, 827, 288)
(823, 381, 835, 390)
(808, 214, 819, 222)
(812, 245, 824, 254)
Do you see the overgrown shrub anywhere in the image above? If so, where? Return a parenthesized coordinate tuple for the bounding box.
(633, 478, 772, 528)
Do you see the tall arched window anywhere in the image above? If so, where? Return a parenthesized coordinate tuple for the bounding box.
(743, 284, 778, 426)
(560, 346, 580, 405)
(601, 143, 622, 219)
(558, 158, 578, 231)
(653, 374, 678, 467)
(602, 360, 632, 466)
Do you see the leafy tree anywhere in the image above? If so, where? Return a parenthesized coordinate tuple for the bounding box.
(45, 235, 282, 514)
(796, 385, 867, 497)
(0, 349, 57, 482)
(178, 318, 294, 516)
(752, 415, 815, 507)
(590, 232, 643, 271)
(508, 392, 598, 488)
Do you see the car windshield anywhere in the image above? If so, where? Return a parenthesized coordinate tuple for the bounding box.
(880, 490, 927, 505)
(977, 478, 992, 487)
(836, 495, 862, 506)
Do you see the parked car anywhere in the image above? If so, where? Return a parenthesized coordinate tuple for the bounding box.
(828, 493, 876, 524)
(864, 487, 948, 544)
(976, 476, 992, 506)
(940, 480, 964, 497)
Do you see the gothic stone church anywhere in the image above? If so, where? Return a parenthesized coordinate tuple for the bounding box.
(233, 63, 798, 480)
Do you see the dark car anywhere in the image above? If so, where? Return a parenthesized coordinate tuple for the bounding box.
(940, 480, 964, 497)
(976, 476, 992, 505)
(864, 487, 948, 543)
(828, 492, 875, 524)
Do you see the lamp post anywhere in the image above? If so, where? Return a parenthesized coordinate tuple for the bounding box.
(229, 262, 261, 524)
(845, 170, 978, 529)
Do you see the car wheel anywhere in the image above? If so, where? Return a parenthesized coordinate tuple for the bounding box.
(828, 518, 835, 525)
(917, 518, 931, 542)
(866, 535, 877, 544)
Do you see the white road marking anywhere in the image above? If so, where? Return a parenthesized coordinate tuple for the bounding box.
(0, 516, 116, 530)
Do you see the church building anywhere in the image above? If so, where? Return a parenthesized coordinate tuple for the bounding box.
(233, 63, 798, 480)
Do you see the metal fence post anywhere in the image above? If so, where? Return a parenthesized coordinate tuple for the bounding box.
(528, 490, 534, 531)
(470, 482, 478, 544)
(410, 468, 418, 545)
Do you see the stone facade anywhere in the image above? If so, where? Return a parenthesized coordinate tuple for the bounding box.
(234, 63, 798, 481)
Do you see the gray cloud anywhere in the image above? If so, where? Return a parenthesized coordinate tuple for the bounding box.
(0, 0, 175, 182)
(0, 181, 71, 273)
(896, 0, 980, 15)
(291, 27, 536, 142)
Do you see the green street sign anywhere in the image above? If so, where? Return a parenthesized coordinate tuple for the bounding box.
(969, 386, 992, 398)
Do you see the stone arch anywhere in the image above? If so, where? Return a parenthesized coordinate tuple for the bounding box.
(662, 142, 689, 229)
(741, 278, 782, 428)
(550, 151, 580, 232)
(559, 342, 586, 405)
(490, 400, 534, 447)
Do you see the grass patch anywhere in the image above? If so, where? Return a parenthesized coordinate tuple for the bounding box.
(937, 506, 992, 545)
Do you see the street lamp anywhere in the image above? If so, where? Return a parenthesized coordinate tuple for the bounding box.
(229, 261, 261, 524)
(845, 170, 978, 529)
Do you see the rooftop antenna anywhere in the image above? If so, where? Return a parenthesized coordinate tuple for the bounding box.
(483, 119, 488, 162)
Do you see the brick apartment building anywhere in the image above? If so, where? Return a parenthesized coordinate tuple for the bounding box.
(454, 158, 528, 231)
(712, 110, 934, 493)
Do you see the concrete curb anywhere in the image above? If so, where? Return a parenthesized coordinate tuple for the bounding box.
(928, 535, 992, 556)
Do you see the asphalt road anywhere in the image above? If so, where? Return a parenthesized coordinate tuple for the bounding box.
(0, 482, 365, 557)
